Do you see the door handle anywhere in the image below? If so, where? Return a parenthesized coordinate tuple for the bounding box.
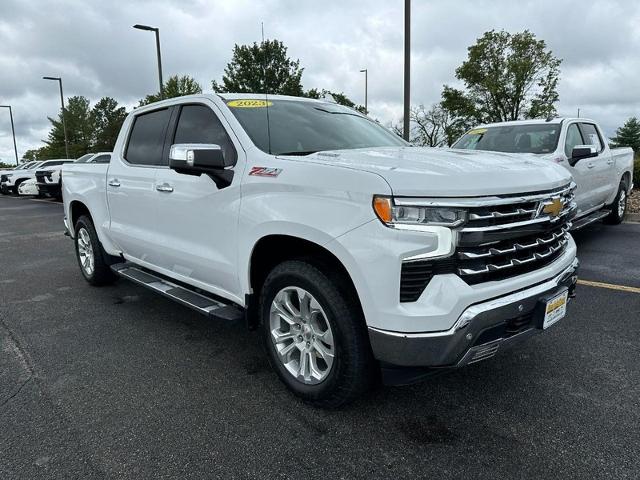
(587, 162, 595, 169)
(108, 179, 121, 187)
(156, 183, 174, 193)
(606, 159, 614, 165)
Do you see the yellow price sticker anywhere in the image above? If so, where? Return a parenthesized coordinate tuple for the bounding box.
(227, 99, 273, 108)
(467, 128, 488, 135)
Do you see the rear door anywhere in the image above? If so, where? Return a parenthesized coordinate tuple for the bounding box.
(106, 107, 172, 265)
(562, 122, 597, 213)
(152, 102, 244, 298)
(578, 122, 612, 206)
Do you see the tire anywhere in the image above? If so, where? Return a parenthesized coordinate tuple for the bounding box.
(604, 181, 627, 225)
(74, 215, 117, 286)
(259, 260, 375, 408)
(12, 180, 24, 195)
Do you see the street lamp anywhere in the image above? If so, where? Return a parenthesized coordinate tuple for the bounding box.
(359, 69, 368, 115)
(0, 105, 19, 165)
(133, 24, 164, 99)
(403, 0, 411, 141)
(42, 76, 69, 158)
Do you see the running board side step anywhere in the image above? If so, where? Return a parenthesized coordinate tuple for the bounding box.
(570, 209, 610, 231)
(111, 263, 244, 321)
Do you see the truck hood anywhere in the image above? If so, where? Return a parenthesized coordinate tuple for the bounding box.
(304, 147, 571, 197)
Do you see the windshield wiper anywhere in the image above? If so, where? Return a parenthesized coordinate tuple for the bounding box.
(276, 151, 318, 156)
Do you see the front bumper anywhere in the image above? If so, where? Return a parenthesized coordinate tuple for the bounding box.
(37, 182, 61, 196)
(368, 257, 579, 370)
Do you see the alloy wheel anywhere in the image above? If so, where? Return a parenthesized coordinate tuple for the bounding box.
(269, 287, 335, 385)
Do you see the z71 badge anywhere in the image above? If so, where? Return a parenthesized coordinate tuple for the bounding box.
(249, 167, 282, 177)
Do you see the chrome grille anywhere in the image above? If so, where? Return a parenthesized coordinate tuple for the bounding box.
(398, 184, 576, 302)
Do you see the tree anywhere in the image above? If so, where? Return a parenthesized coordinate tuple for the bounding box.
(140, 75, 203, 106)
(91, 97, 127, 151)
(305, 88, 365, 113)
(390, 103, 465, 147)
(21, 149, 42, 161)
(442, 30, 562, 127)
(610, 117, 640, 153)
(212, 40, 304, 96)
(43, 95, 93, 159)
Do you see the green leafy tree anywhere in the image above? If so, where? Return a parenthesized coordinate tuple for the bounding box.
(21, 149, 42, 161)
(140, 75, 203, 106)
(91, 97, 127, 151)
(43, 95, 93, 159)
(610, 117, 640, 153)
(305, 88, 365, 113)
(212, 40, 304, 95)
(442, 30, 562, 127)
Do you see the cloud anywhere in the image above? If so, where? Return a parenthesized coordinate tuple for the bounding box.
(1, 0, 639, 161)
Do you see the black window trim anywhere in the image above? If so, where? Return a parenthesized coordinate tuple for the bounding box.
(167, 102, 238, 167)
(123, 106, 173, 167)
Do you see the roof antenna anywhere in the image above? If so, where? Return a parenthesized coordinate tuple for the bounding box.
(261, 22, 272, 154)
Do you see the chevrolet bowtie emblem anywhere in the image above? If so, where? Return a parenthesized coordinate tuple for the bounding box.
(543, 198, 563, 217)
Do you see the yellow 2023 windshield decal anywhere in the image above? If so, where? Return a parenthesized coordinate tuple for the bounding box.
(467, 128, 487, 135)
(227, 99, 273, 108)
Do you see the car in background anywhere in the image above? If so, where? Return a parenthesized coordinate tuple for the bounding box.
(0, 161, 40, 182)
(17, 178, 39, 196)
(0, 161, 43, 194)
(452, 118, 634, 228)
(35, 160, 76, 199)
(76, 152, 111, 164)
(1, 159, 73, 195)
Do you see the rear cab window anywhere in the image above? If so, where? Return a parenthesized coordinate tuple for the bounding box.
(125, 108, 172, 166)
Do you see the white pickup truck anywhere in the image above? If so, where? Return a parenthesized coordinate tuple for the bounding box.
(63, 94, 579, 406)
(452, 118, 634, 228)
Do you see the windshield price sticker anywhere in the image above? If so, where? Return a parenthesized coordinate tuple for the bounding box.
(227, 99, 273, 108)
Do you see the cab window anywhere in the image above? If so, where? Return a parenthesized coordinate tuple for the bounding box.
(125, 108, 171, 166)
(580, 123, 603, 152)
(173, 105, 237, 165)
(564, 124, 584, 158)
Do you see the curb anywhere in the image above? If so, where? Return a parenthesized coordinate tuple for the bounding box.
(626, 213, 640, 223)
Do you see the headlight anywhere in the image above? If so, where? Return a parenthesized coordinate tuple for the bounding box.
(373, 196, 467, 228)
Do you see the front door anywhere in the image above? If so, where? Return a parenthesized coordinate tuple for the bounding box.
(153, 102, 244, 299)
(562, 122, 598, 214)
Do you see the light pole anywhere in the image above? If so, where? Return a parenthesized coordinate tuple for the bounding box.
(403, 0, 411, 141)
(0, 105, 19, 165)
(42, 76, 69, 158)
(359, 69, 368, 115)
(134, 24, 164, 99)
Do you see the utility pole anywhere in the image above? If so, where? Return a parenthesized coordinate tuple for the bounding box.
(359, 69, 368, 114)
(42, 76, 69, 158)
(134, 24, 164, 99)
(403, 0, 411, 141)
(0, 105, 19, 165)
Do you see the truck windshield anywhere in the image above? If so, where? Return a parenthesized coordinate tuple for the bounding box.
(225, 98, 407, 155)
(452, 124, 561, 154)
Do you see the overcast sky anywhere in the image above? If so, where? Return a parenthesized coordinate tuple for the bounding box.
(1, 0, 639, 162)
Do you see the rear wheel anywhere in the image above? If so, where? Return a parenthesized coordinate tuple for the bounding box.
(74, 215, 117, 286)
(259, 260, 374, 408)
(604, 181, 627, 225)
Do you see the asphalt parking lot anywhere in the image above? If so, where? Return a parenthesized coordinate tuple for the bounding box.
(1, 195, 639, 480)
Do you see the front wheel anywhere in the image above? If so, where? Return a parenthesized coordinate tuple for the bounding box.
(260, 260, 375, 408)
(74, 215, 117, 286)
(604, 181, 628, 225)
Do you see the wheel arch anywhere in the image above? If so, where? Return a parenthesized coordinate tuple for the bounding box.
(247, 234, 365, 325)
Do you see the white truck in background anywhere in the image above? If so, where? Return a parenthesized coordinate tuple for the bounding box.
(62, 94, 580, 407)
(452, 118, 634, 228)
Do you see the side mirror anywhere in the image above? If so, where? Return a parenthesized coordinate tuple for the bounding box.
(568, 145, 597, 166)
(169, 144, 226, 175)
